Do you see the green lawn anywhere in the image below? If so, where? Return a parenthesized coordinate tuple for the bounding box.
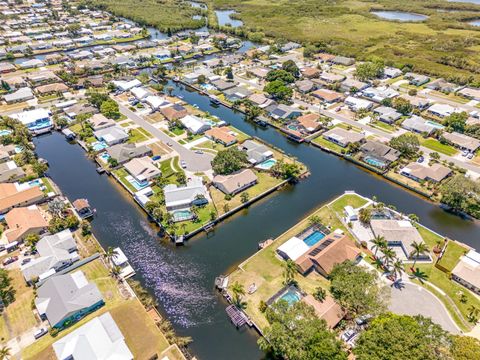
(113, 168, 137, 193)
(128, 128, 151, 144)
(421, 138, 458, 156)
(437, 241, 469, 272)
(312, 135, 344, 154)
(329, 193, 369, 213)
(371, 121, 395, 133)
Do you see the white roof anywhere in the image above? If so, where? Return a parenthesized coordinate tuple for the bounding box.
(112, 247, 128, 266)
(145, 95, 169, 109)
(277, 237, 310, 261)
(130, 87, 149, 99)
(180, 115, 210, 134)
(112, 79, 141, 91)
(345, 96, 372, 110)
(11, 108, 50, 125)
(428, 103, 461, 117)
(465, 250, 480, 265)
(53, 312, 133, 360)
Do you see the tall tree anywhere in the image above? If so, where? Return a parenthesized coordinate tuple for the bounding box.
(409, 241, 429, 268)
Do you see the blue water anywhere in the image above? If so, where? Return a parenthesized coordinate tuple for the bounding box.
(303, 231, 325, 247)
(28, 179, 42, 187)
(280, 288, 301, 305)
(425, 120, 444, 129)
(99, 153, 111, 162)
(469, 20, 480, 27)
(130, 178, 149, 191)
(30, 119, 52, 131)
(372, 11, 428, 22)
(216, 10, 244, 28)
(0, 129, 13, 136)
(92, 141, 108, 151)
(173, 209, 194, 221)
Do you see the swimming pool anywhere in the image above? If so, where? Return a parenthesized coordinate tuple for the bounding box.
(287, 124, 299, 131)
(99, 153, 111, 163)
(173, 209, 194, 222)
(92, 141, 108, 152)
(255, 158, 277, 170)
(303, 231, 325, 247)
(425, 120, 444, 129)
(28, 179, 42, 187)
(364, 156, 386, 168)
(278, 287, 302, 305)
(0, 129, 12, 136)
(201, 84, 215, 91)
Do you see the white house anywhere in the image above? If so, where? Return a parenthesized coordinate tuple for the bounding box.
(10, 108, 53, 134)
(179, 115, 211, 134)
(276, 237, 310, 261)
(344, 96, 373, 112)
(112, 79, 142, 92)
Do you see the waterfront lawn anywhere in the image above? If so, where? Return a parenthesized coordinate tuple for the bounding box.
(23, 258, 171, 359)
(329, 192, 368, 214)
(227, 194, 349, 329)
(210, 171, 284, 215)
(41, 177, 55, 194)
(0, 269, 38, 342)
(312, 135, 344, 154)
(113, 168, 137, 193)
(437, 241, 469, 272)
(229, 126, 251, 143)
(420, 138, 457, 156)
(385, 170, 434, 196)
(163, 203, 217, 235)
(371, 121, 395, 133)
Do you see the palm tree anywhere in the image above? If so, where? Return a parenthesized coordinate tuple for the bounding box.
(282, 259, 297, 285)
(313, 287, 327, 302)
(104, 246, 119, 264)
(382, 247, 396, 267)
(371, 235, 387, 258)
(410, 241, 429, 269)
(231, 281, 246, 308)
(391, 259, 404, 281)
(410, 268, 428, 284)
(408, 213, 420, 224)
(109, 265, 122, 280)
(468, 305, 480, 323)
(0, 346, 11, 360)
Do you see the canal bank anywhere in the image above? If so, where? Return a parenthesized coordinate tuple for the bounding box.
(34, 85, 480, 360)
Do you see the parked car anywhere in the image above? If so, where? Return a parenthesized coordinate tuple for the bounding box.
(21, 258, 32, 265)
(467, 153, 474, 159)
(3, 256, 18, 266)
(33, 328, 48, 340)
(462, 150, 468, 157)
(355, 314, 372, 326)
(180, 160, 187, 169)
(152, 155, 161, 161)
(194, 150, 203, 154)
(341, 329, 357, 342)
(417, 156, 424, 163)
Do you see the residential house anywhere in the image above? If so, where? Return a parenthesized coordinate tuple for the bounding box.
(0, 144, 16, 163)
(312, 88, 343, 103)
(35, 271, 104, 329)
(64, 103, 98, 119)
(400, 162, 452, 183)
(277, 236, 311, 261)
(211, 79, 237, 92)
(295, 79, 315, 94)
(179, 115, 211, 134)
(404, 72, 430, 86)
(268, 104, 302, 121)
(383, 67, 402, 79)
(240, 140, 273, 165)
(457, 87, 480, 102)
(442, 131, 480, 153)
(3, 87, 35, 104)
(112, 79, 141, 92)
(124, 156, 161, 183)
(35, 83, 69, 96)
(94, 126, 129, 146)
(362, 86, 398, 103)
(322, 127, 365, 148)
(373, 106, 402, 124)
(145, 96, 170, 111)
(344, 96, 373, 111)
(88, 113, 116, 131)
(52, 312, 133, 360)
(21, 229, 79, 282)
(160, 104, 188, 122)
(452, 250, 480, 295)
(341, 78, 369, 93)
(359, 140, 401, 168)
(205, 126, 237, 146)
(301, 67, 320, 79)
(331, 56, 355, 66)
(164, 176, 208, 211)
(295, 233, 361, 276)
(10, 108, 52, 134)
(247, 67, 270, 79)
(0, 160, 25, 182)
(247, 93, 275, 109)
(427, 103, 461, 118)
(426, 78, 457, 93)
(106, 143, 152, 165)
(320, 72, 345, 84)
(223, 86, 252, 102)
(399, 94, 431, 110)
(0, 183, 44, 214)
(18, 58, 44, 69)
(3, 206, 48, 243)
(370, 219, 430, 261)
(401, 115, 442, 135)
(213, 169, 258, 196)
(0, 62, 16, 73)
(302, 295, 345, 329)
(296, 113, 321, 133)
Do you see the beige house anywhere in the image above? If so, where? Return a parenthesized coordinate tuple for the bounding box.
(124, 157, 161, 183)
(212, 169, 258, 195)
(3, 206, 48, 243)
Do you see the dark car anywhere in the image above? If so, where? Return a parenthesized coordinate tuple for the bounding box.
(3, 256, 18, 266)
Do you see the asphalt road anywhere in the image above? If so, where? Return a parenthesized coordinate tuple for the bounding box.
(389, 282, 460, 334)
(117, 102, 214, 172)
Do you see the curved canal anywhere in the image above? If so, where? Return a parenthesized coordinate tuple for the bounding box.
(34, 82, 480, 360)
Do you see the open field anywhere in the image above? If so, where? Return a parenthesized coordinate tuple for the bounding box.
(420, 138, 458, 156)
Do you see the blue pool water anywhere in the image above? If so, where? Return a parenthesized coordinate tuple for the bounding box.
(364, 156, 386, 168)
(173, 209, 194, 222)
(0, 129, 12, 136)
(201, 84, 215, 91)
(29, 119, 52, 131)
(279, 288, 301, 305)
(92, 141, 108, 151)
(130, 178, 149, 191)
(99, 153, 111, 162)
(28, 179, 42, 187)
(425, 120, 445, 129)
(371, 11, 428, 22)
(303, 231, 325, 247)
(256, 159, 277, 170)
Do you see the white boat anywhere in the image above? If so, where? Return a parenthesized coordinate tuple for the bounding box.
(112, 247, 136, 279)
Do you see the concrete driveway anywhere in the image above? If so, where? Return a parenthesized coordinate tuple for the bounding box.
(116, 102, 214, 172)
(389, 281, 460, 334)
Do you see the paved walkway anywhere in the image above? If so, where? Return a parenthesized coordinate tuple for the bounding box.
(116, 101, 214, 172)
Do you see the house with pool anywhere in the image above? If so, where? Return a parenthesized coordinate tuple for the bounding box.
(10, 108, 53, 135)
(124, 156, 161, 189)
(240, 140, 273, 165)
(359, 140, 400, 169)
(94, 125, 129, 147)
(164, 176, 209, 221)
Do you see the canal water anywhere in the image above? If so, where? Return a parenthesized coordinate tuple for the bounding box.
(34, 82, 480, 359)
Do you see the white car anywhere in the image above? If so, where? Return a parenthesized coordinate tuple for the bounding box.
(33, 328, 48, 340)
(341, 329, 357, 342)
(462, 150, 468, 157)
(180, 160, 187, 169)
(467, 153, 474, 159)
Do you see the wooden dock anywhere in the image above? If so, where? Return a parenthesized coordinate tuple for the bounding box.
(226, 305, 247, 328)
